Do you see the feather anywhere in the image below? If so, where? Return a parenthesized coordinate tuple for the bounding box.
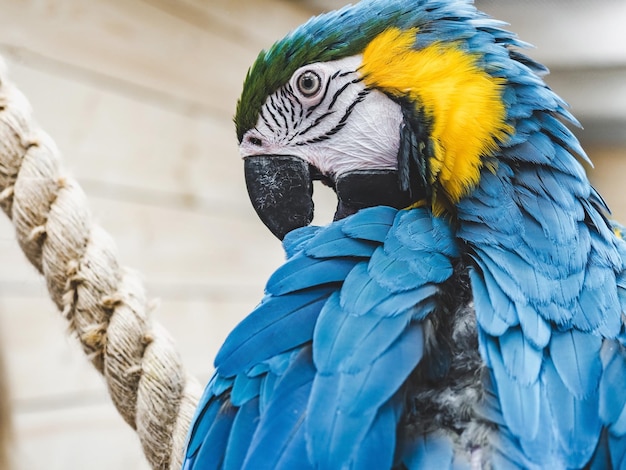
(516, 302, 551, 349)
(339, 262, 438, 318)
(506, 136, 553, 165)
(185, 391, 225, 462)
(259, 369, 279, 415)
(549, 329, 602, 398)
(242, 347, 315, 470)
(471, 260, 519, 327)
(342, 209, 396, 242)
(515, 188, 578, 249)
(282, 225, 322, 258)
(490, 427, 540, 470)
(477, 246, 581, 322)
(609, 399, 626, 437)
(307, 322, 424, 468)
(499, 326, 543, 386)
(215, 287, 333, 376)
(193, 404, 237, 470)
(483, 333, 541, 443)
(272, 420, 310, 470)
(599, 341, 626, 425)
(377, 240, 454, 286)
(370, 245, 441, 291)
(231, 373, 263, 407)
(398, 209, 459, 257)
(574, 269, 620, 334)
(584, 198, 617, 243)
(477, 367, 506, 427)
(543, 356, 602, 467)
(352, 402, 399, 470)
(266, 254, 358, 296)
(587, 429, 612, 470)
(470, 269, 512, 337)
(223, 398, 261, 470)
(314, 292, 421, 372)
(304, 218, 379, 259)
(402, 433, 454, 470)
(609, 432, 626, 469)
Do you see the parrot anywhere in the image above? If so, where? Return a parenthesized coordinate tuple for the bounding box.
(183, 0, 626, 468)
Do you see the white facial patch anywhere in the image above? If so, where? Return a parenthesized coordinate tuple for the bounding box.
(240, 55, 403, 178)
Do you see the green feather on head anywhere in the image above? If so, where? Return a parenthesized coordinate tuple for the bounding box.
(234, 4, 409, 142)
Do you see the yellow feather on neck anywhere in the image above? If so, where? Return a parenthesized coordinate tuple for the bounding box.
(360, 28, 513, 214)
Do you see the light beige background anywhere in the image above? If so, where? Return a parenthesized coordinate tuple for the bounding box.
(0, 1, 624, 468)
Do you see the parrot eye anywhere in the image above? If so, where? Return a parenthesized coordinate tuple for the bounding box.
(296, 70, 322, 97)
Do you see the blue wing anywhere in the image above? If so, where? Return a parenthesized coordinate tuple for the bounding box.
(183, 205, 460, 469)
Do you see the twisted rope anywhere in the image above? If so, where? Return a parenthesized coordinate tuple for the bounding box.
(0, 60, 202, 469)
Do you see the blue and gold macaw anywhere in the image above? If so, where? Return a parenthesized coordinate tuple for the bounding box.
(183, 0, 626, 468)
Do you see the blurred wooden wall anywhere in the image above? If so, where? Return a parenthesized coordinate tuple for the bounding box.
(0, 0, 624, 469)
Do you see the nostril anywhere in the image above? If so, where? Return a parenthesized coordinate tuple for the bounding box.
(248, 136, 263, 147)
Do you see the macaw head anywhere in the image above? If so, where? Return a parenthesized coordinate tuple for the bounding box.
(236, 0, 533, 239)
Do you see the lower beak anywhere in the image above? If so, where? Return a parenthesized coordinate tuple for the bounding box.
(244, 155, 314, 240)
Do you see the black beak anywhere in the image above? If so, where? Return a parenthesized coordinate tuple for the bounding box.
(244, 155, 420, 240)
(244, 155, 314, 240)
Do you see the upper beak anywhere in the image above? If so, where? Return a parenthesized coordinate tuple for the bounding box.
(244, 155, 314, 240)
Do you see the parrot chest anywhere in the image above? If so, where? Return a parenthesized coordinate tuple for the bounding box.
(401, 265, 493, 451)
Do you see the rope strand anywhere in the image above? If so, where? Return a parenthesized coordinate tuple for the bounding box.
(0, 60, 201, 470)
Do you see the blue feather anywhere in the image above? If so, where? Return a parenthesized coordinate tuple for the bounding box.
(307, 322, 425, 468)
(610, 402, 626, 437)
(543, 356, 602, 467)
(184, 388, 225, 463)
(215, 287, 333, 376)
(370, 246, 440, 291)
(192, 404, 237, 470)
(242, 347, 315, 470)
(223, 398, 260, 470)
(490, 427, 540, 470)
(483, 333, 541, 444)
(499, 327, 543, 386)
(476, 368, 506, 427)
(471, 260, 519, 328)
(342, 206, 397, 242)
(402, 433, 454, 470)
(304, 218, 379, 259)
(476, 246, 580, 323)
(470, 283, 511, 338)
(272, 422, 309, 470)
(282, 225, 323, 258)
(266, 254, 358, 296)
(352, 402, 399, 470)
(313, 292, 420, 372)
(609, 431, 626, 469)
(549, 329, 602, 398)
(587, 429, 613, 470)
(339, 259, 438, 318)
(231, 373, 262, 407)
(599, 341, 626, 425)
(516, 302, 551, 349)
(575, 268, 620, 335)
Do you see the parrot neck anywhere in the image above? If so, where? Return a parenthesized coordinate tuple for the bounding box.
(360, 27, 514, 215)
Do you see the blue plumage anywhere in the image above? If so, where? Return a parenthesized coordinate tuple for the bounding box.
(183, 0, 626, 468)
(184, 206, 460, 469)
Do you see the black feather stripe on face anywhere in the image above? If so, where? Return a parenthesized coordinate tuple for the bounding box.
(295, 88, 370, 147)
